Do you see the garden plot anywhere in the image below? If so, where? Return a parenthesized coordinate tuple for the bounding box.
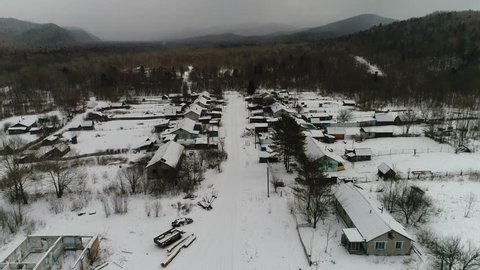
(103, 103, 168, 119)
(329, 137, 455, 156)
(69, 120, 158, 155)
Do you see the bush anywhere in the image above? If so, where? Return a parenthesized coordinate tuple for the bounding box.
(48, 198, 65, 214)
(153, 200, 162, 217)
(111, 193, 128, 215)
(100, 196, 111, 218)
(145, 201, 151, 217)
(271, 177, 285, 193)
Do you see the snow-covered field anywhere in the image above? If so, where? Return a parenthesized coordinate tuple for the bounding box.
(69, 119, 159, 155)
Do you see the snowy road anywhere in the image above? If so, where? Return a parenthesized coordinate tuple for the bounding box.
(170, 93, 308, 270)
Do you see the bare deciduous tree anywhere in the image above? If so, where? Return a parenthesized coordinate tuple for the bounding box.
(118, 165, 144, 194)
(41, 160, 86, 198)
(1, 138, 32, 204)
(464, 192, 477, 218)
(380, 182, 432, 225)
(338, 109, 353, 123)
(153, 200, 162, 217)
(403, 109, 417, 135)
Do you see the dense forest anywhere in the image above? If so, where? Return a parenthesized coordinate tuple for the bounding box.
(0, 11, 479, 118)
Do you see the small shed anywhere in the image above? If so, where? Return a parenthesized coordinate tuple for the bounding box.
(249, 116, 267, 123)
(345, 148, 373, 162)
(378, 163, 396, 179)
(208, 126, 219, 137)
(375, 112, 401, 126)
(343, 100, 356, 106)
(254, 123, 269, 134)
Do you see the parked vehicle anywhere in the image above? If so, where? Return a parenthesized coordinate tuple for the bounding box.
(153, 228, 184, 247)
(171, 217, 193, 227)
(183, 194, 197, 200)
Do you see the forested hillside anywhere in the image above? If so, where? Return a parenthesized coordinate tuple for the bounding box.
(0, 11, 479, 118)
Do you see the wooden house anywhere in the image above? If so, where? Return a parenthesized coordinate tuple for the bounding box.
(34, 143, 70, 160)
(335, 183, 413, 256)
(8, 119, 38, 134)
(184, 104, 206, 121)
(375, 112, 401, 126)
(304, 136, 345, 172)
(146, 141, 184, 179)
(165, 118, 200, 140)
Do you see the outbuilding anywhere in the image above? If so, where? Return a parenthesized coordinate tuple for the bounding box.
(378, 162, 396, 179)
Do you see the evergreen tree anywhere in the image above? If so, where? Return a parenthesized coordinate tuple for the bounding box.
(247, 79, 256, 95)
(270, 115, 305, 171)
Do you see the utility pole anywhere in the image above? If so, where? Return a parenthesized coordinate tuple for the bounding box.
(266, 162, 270, 198)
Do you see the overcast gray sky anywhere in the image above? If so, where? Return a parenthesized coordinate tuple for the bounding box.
(1, 0, 479, 41)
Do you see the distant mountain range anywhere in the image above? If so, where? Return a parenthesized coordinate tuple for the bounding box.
(163, 22, 300, 40)
(0, 14, 394, 46)
(0, 18, 100, 45)
(167, 14, 396, 45)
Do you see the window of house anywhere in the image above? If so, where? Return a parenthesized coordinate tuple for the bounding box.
(395, 241, 403, 250)
(375, 242, 386, 250)
(351, 242, 359, 251)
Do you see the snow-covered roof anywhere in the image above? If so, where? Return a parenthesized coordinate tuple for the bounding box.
(155, 119, 170, 127)
(199, 116, 212, 121)
(254, 123, 268, 128)
(378, 162, 393, 174)
(12, 118, 37, 128)
(326, 127, 345, 135)
(185, 104, 205, 117)
(354, 148, 373, 156)
(208, 126, 219, 132)
(168, 118, 199, 135)
(343, 100, 356, 105)
(270, 102, 295, 114)
(251, 109, 264, 115)
(309, 129, 324, 138)
(194, 96, 210, 107)
(54, 143, 70, 153)
(335, 183, 412, 242)
(361, 126, 394, 133)
(343, 228, 363, 242)
(81, 121, 94, 127)
(146, 141, 184, 169)
(163, 106, 179, 116)
(375, 112, 398, 123)
(344, 127, 361, 136)
(305, 136, 345, 164)
(306, 112, 330, 119)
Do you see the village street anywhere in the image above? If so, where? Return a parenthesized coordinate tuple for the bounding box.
(170, 93, 308, 270)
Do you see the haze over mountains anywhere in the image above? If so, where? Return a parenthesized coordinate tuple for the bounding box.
(167, 14, 396, 45)
(0, 14, 394, 46)
(0, 18, 100, 45)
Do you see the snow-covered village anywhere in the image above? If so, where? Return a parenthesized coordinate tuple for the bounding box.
(1, 3, 480, 270)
